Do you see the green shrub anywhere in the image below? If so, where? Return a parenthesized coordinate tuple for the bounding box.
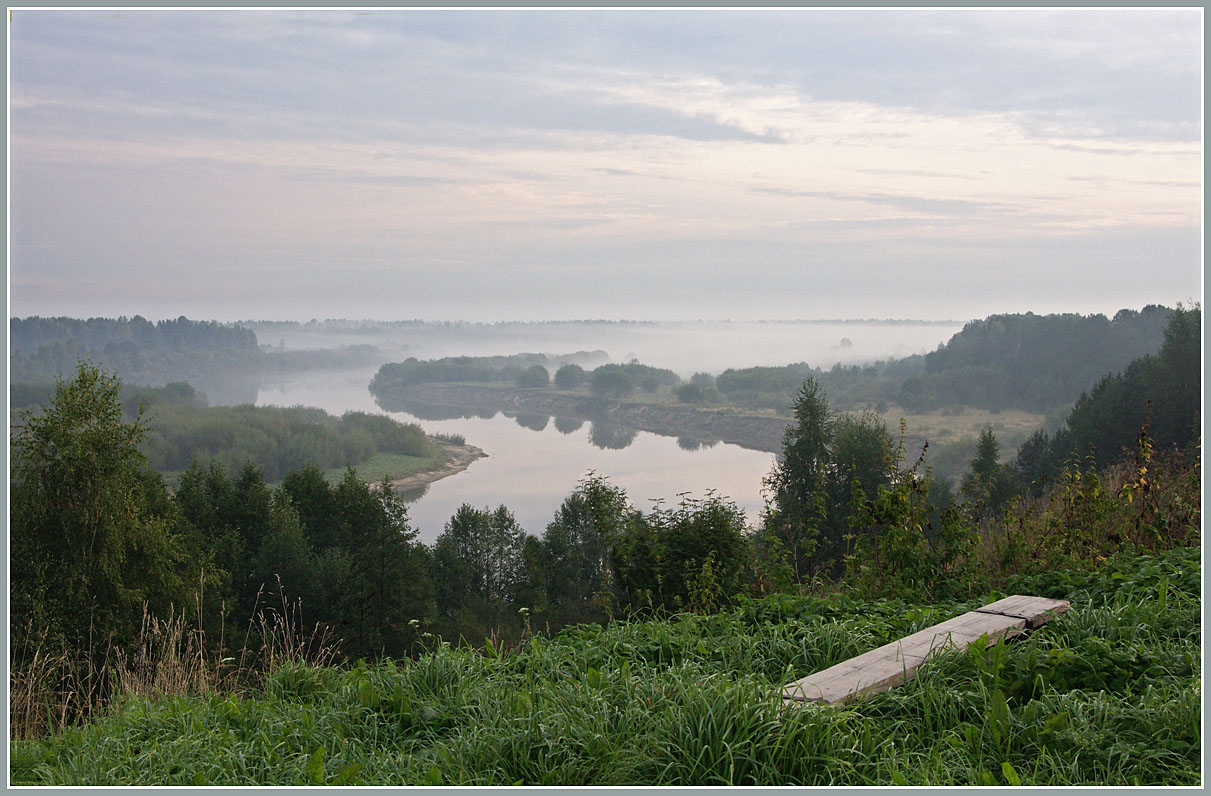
(516, 365, 549, 388)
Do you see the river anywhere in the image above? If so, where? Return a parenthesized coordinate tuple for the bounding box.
(256, 367, 777, 544)
(254, 320, 964, 544)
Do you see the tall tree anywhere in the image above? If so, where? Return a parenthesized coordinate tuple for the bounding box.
(432, 504, 527, 632)
(542, 474, 631, 611)
(763, 378, 834, 581)
(764, 380, 901, 580)
(11, 363, 188, 651)
(553, 363, 586, 390)
(250, 491, 315, 610)
(321, 471, 433, 658)
(961, 428, 1019, 517)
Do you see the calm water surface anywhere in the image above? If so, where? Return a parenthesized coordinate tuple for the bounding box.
(254, 321, 962, 544)
(256, 367, 775, 544)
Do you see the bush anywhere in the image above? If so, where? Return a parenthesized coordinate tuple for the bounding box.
(676, 384, 706, 403)
(516, 365, 550, 388)
(553, 364, 586, 390)
(591, 367, 634, 399)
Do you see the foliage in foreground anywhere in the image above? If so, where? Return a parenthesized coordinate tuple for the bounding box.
(11, 547, 1200, 787)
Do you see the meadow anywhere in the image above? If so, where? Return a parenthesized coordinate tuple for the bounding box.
(10, 545, 1199, 787)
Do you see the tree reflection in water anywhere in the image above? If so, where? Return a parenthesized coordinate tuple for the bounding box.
(399, 483, 429, 503)
(510, 412, 549, 432)
(373, 396, 497, 422)
(589, 419, 638, 450)
(553, 416, 585, 435)
(677, 436, 720, 451)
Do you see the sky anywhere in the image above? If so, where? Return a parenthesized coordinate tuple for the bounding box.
(7, 8, 1203, 323)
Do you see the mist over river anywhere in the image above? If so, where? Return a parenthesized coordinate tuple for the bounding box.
(252, 319, 964, 378)
(254, 320, 963, 544)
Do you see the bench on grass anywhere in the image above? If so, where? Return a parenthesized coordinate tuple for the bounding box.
(781, 595, 1071, 706)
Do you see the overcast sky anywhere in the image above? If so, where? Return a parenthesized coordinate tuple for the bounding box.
(8, 9, 1203, 322)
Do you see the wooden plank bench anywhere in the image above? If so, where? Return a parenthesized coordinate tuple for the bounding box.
(781, 595, 1070, 706)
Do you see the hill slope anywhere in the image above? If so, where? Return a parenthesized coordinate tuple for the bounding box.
(11, 546, 1199, 787)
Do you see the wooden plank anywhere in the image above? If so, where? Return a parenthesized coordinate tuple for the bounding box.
(781, 595, 1071, 706)
(973, 595, 1070, 628)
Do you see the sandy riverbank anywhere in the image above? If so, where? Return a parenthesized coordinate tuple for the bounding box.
(388, 442, 487, 493)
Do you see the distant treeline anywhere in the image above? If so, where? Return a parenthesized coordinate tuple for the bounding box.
(712, 306, 1175, 414)
(370, 351, 614, 393)
(368, 306, 1177, 422)
(10, 316, 398, 395)
(1014, 305, 1201, 492)
(10, 315, 263, 387)
(242, 319, 658, 331)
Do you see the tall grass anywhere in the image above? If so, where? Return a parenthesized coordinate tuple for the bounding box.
(9, 632, 107, 742)
(12, 546, 1200, 786)
(9, 580, 335, 743)
(981, 448, 1200, 580)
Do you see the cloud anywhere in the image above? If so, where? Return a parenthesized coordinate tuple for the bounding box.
(749, 186, 1026, 217)
(8, 9, 1202, 323)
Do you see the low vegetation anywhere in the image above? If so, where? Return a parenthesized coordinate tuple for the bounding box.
(11, 547, 1199, 786)
(8, 306, 1201, 786)
(12, 379, 446, 485)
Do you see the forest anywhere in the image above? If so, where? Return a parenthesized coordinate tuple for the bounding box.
(8, 305, 1202, 786)
(10, 315, 262, 387)
(11, 315, 396, 405)
(369, 306, 1174, 418)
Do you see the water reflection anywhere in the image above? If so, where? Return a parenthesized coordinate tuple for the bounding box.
(677, 436, 720, 451)
(399, 483, 429, 503)
(553, 416, 585, 435)
(256, 366, 777, 544)
(589, 420, 639, 450)
(510, 412, 549, 432)
(374, 395, 498, 422)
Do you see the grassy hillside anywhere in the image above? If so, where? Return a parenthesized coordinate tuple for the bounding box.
(11, 546, 1199, 787)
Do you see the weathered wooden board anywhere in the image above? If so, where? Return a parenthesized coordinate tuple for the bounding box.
(781, 595, 1070, 706)
(973, 595, 1071, 628)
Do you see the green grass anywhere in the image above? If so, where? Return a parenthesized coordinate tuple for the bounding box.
(320, 450, 449, 485)
(11, 547, 1200, 786)
(156, 448, 450, 490)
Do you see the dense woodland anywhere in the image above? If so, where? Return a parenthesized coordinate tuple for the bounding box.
(10, 315, 392, 406)
(10, 316, 262, 387)
(369, 306, 1176, 423)
(703, 306, 1173, 414)
(8, 305, 1203, 785)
